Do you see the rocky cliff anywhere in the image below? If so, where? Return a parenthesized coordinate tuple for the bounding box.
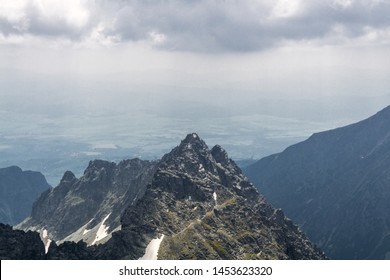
(16, 158, 156, 246)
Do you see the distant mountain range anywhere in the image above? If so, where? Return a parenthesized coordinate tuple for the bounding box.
(0, 166, 51, 225)
(245, 105, 390, 259)
(1, 133, 324, 260)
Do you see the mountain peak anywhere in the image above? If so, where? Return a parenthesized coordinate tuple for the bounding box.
(184, 132, 200, 141)
(160, 133, 211, 166)
(60, 171, 76, 184)
(179, 133, 208, 150)
(157, 133, 217, 183)
(86, 159, 116, 171)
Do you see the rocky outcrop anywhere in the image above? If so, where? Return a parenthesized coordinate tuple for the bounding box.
(97, 133, 325, 260)
(0, 223, 45, 259)
(245, 105, 390, 259)
(16, 158, 157, 246)
(0, 166, 51, 225)
(47, 241, 97, 260)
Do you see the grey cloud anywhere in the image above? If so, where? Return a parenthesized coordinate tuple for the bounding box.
(26, 6, 84, 39)
(0, 18, 18, 35)
(1, 0, 390, 52)
(0, 1, 97, 40)
(101, 0, 390, 51)
(101, 1, 282, 52)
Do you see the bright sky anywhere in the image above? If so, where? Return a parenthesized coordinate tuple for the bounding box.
(1, 0, 390, 159)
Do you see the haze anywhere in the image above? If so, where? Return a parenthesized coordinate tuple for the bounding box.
(1, 0, 390, 183)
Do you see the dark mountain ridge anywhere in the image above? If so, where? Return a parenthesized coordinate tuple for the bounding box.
(245, 105, 390, 259)
(0, 166, 51, 225)
(0, 224, 45, 259)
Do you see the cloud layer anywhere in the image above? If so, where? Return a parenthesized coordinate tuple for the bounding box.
(1, 0, 390, 51)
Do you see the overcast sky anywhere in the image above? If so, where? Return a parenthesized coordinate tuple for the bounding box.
(1, 0, 390, 159)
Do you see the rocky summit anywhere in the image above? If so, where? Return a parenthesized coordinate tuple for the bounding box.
(97, 133, 325, 260)
(2, 133, 325, 260)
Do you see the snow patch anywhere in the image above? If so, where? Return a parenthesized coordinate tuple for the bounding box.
(213, 192, 217, 202)
(40, 229, 52, 254)
(91, 213, 111, 245)
(139, 234, 165, 260)
(199, 164, 205, 172)
(192, 133, 197, 138)
(44, 239, 52, 254)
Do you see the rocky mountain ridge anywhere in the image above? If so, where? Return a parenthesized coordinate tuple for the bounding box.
(96, 133, 325, 259)
(16, 158, 157, 247)
(245, 105, 390, 259)
(3, 133, 325, 259)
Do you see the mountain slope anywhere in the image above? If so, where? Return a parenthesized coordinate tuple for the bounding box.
(0, 166, 51, 225)
(16, 158, 156, 246)
(96, 133, 325, 260)
(245, 105, 390, 259)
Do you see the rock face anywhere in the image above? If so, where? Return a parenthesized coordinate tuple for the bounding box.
(5, 133, 325, 259)
(16, 158, 157, 246)
(0, 166, 51, 225)
(47, 241, 97, 260)
(0, 223, 45, 259)
(244, 105, 390, 260)
(97, 133, 325, 260)
(0, 223, 96, 260)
